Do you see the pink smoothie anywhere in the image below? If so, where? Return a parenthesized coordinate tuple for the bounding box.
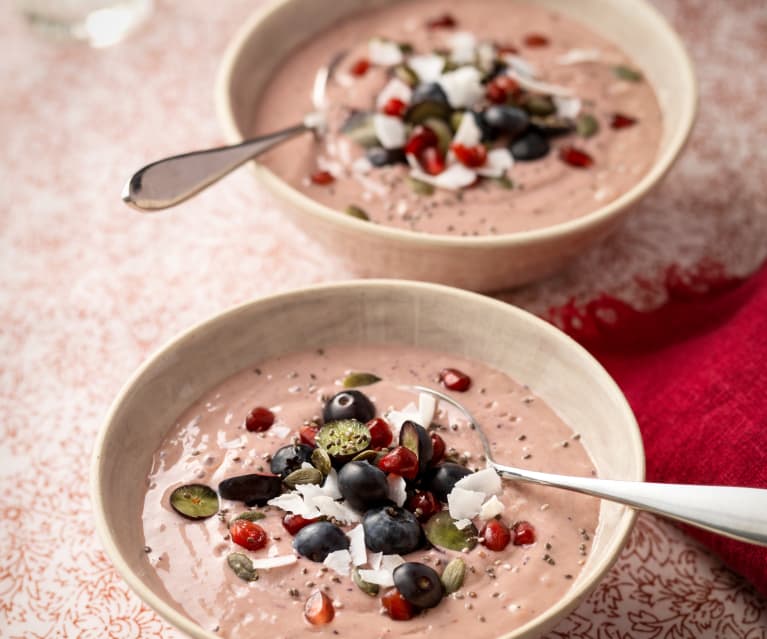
(252, 0, 662, 236)
(142, 345, 600, 638)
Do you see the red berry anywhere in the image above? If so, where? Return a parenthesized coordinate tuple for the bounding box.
(282, 513, 319, 536)
(439, 368, 471, 392)
(512, 520, 537, 545)
(481, 519, 511, 551)
(382, 588, 416, 620)
(405, 125, 439, 157)
(244, 406, 275, 432)
(304, 590, 335, 625)
(299, 422, 320, 447)
(366, 417, 393, 448)
(559, 145, 594, 168)
(350, 58, 370, 76)
(430, 432, 446, 465)
(406, 491, 440, 521)
(451, 143, 488, 168)
(611, 113, 637, 129)
(524, 33, 550, 47)
(426, 13, 457, 29)
(382, 97, 408, 118)
(420, 146, 446, 175)
(310, 170, 335, 185)
(485, 75, 519, 104)
(229, 519, 268, 551)
(377, 446, 419, 480)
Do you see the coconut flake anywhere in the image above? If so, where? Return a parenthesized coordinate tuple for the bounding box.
(271, 423, 291, 438)
(352, 156, 373, 175)
(387, 474, 407, 507)
(249, 555, 298, 569)
(438, 66, 484, 108)
(554, 95, 582, 119)
(410, 162, 477, 191)
(408, 54, 445, 83)
(418, 393, 437, 430)
(324, 549, 352, 576)
(557, 48, 601, 65)
(267, 492, 320, 518)
(452, 111, 482, 147)
(477, 42, 497, 73)
(479, 494, 506, 520)
(448, 31, 477, 65)
(312, 495, 361, 524)
(455, 467, 503, 496)
(348, 525, 367, 566)
(503, 54, 538, 79)
(358, 568, 395, 587)
(476, 148, 514, 178)
(376, 78, 413, 109)
(380, 554, 405, 572)
(373, 113, 406, 150)
(505, 69, 574, 97)
(454, 518, 473, 530)
(368, 551, 383, 570)
(368, 38, 404, 66)
(448, 487, 486, 520)
(321, 469, 342, 500)
(385, 402, 420, 436)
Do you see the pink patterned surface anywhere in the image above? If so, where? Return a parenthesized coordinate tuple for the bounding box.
(1, 1, 766, 638)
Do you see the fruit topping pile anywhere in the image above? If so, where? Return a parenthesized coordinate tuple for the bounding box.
(168, 365, 540, 625)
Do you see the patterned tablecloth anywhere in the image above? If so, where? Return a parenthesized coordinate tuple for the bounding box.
(2, 1, 766, 638)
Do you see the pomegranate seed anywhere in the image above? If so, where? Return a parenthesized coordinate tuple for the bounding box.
(310, 170, 335, 185)
(426, 13, 457, 29)
(304, 590, 335, 625)
(430, 432, 446, 465)
(420, 146, 446, 175)
(406, 491, 441, 521)
(377, 446, 419, 480)
(405, 125, 439, 157)
(512, 520, 537, 545)
(481, 519, 512, 551)
(382, 588, 416, 620)
(350, 58, 370, 76)
(611, 113, 637, 129)
(382, 97, 408, 118)
(485, 75, 519, 104)
(439, 368, 471, 392)
(451, 143, 488, 168)
(299, 423, 320, 447)
(366, 417, 393, 448)
(244, 406, 274, 432)
(559, 145, 594, 168)
(282, 513, 319, 536)
(524, 33, 550, 47)
(229, 519, 268, 551)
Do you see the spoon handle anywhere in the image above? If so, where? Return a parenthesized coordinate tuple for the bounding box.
(122, 123, 308, 211)
(495, 465, 767, 546)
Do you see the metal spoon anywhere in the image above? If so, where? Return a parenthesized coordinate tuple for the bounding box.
(409, 384, 767, 547)
(122, 51, 346, 211)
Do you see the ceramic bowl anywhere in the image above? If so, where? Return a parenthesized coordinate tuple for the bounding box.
(91, 280, 644, 639)
(215, 0, 696, 293)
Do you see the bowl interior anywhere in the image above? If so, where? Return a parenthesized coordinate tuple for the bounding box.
(93, 281, 643, 639)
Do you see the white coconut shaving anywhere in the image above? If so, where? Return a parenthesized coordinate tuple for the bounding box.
(249, 555, 298, 570)
(267, 492, 320, 518)
(357, 568, 395, 587)
(476, 148, 514, 178)
(454, 518, 474, 530)
(271, 424, 292, 439)
(557, 48, 601, 65)
(454, 467, 503, 495)
(368, 551, 383, 570)
(376, 78, 413, 109)
(312, 495, 361, 524)
(451, 111, 482, 147)
(448, 31, 478, 65)
(409, 162, 477, 190)
(554, 95, 582, 119)
(348, 525, 367, 566)
(448, 486, 486, 520)
(479, 494, 506, 520)
(476, 42, 497, 73)
(323, 549, 352, 576)
(321, 469, 343, 500)
(418, 392, 437, 429)
(368, 38, 404, 66)
(505, 69, 574, 97)
(438, 66, 484, 108)
(503, 54, 538, 79)
(408, 54, 445, 83)
(373, 114, 407, 149)
(386, 474, 407, 507)
(352, 156, 373, 175)
(385, 401, 420, 436)
(380, 554, 405, 572)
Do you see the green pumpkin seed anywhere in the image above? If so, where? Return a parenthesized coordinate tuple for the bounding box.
(233, 510, 266, 523)
(227, 552, 259, 582)
(422, 117, 453, 153)
(493, 175, 514, 190)
(613, 65, 642, 82)
(523, 95, 556, 117)
(170, 484, 219, 520)
(342, 372, 382, 388)
(398, 42, 414, 55)
(450, 111, 464, 132)
(351, 449, 382, 463)
(316, 419, 371, 463)
(394, 65, 419, 87)
(311, 447, 332, 476)
(440, 557, 466, 594)
(405, 100, 452, 125)
(576, 113, 599, 138)
(344, 205, 369, 221)
(530, 115, 574, 137)
(352, 567, 380, 596)
(284, 467, 323, 489)
(423, 511, 478, 551)
(340, 112, 378, 148)
(406, 176, 435, 196)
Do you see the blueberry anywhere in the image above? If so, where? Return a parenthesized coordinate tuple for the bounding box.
(399, 421, 433, 474)
(509, 130, 550, 161)
(338, 461, 389, 512)
(322, 390, 376, 423)
(293, 521, 350, 562)
(393, 562, 445, 608)
(482, 105, 529, 138)
(366, 146, 406, 167)
(270, 444, 314, 478)
(411, 82, 449, 105)
(424, 463, 473, 502)
(363, 505, 421, 554)
(218, 472, 282, 506)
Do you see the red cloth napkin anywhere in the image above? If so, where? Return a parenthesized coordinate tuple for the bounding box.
(554, 263, 767, 597)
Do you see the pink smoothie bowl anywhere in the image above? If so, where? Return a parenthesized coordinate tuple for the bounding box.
(91, 280, 644, 639)
(215, 0, 696, 293)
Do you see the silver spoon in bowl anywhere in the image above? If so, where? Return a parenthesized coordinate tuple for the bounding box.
(408, 384, 767, 547)
(122, 51, 346, 212)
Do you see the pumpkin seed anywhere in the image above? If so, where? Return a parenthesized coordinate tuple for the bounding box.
(340, 112, 378, 148)
(344, 205, 369, 221)
(342, 372, 381, 388)
(422, 117, 453, 153)
(311, 447, 332, 476)
(394, 65, 419, 87)
(406, 176, 435, 196)
(227, 552, 259, 582)
(493, 175, 514, 190)
(233, 510, 266, 523)
(440, 557, 466, 594)
(576, 113, 599, 138)
(352, 567, 380, 596)
(351, 449, 382, 463)
(613, 65, 642, 82)
(169, 484, 219, 520)
(523, 95, 556, 117)
(450, 111, 464, 132)
(423, 511, 478, 551)
(405, 100, 452, 125)
(284, 467, 323, 489)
